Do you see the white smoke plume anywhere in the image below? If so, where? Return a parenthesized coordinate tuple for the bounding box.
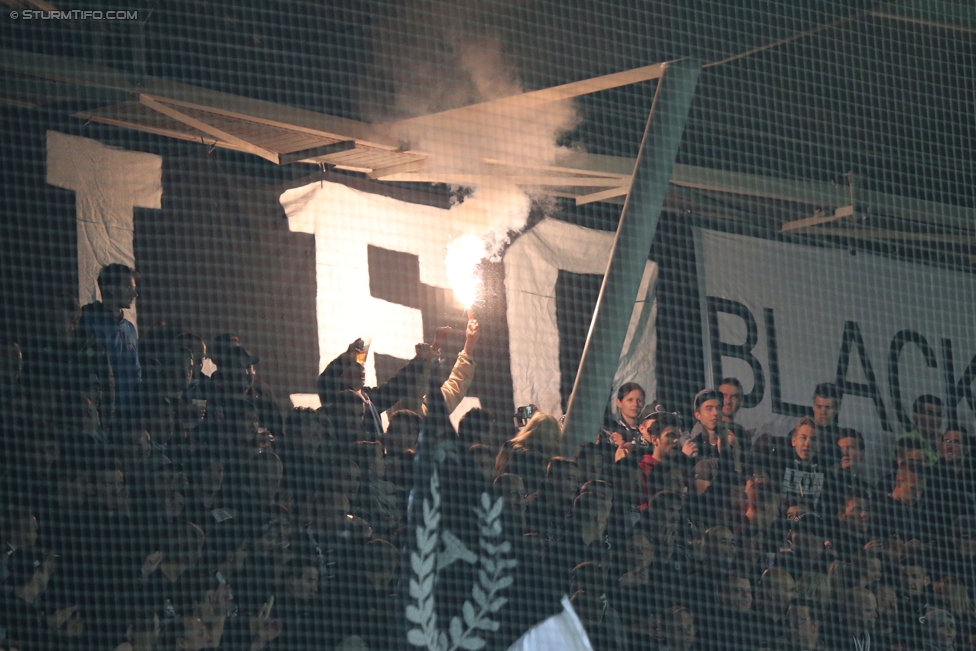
(361, 0, 581, 261)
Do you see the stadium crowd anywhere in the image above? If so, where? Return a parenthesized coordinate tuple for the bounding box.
(1, 263, 974, 651)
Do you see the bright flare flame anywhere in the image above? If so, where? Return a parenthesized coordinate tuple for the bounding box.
(445, 234, 487, 310)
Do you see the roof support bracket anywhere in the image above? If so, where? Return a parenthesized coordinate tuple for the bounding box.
(138, 94, 280, 164)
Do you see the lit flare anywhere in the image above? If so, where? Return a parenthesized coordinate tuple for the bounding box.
(445, 234, 486, 312)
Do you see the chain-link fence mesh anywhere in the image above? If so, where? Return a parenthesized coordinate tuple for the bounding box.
(2, 1, 976, 650)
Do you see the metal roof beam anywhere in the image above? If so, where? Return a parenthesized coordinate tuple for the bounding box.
(0, 47, 400, 149)
(278, 141, 356, 165)
(138, 95, 279, 164)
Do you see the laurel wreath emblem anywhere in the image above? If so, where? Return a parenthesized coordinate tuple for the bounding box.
(406, 470, 516, 650)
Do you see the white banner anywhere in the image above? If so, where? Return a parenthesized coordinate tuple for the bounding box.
(504, 218, 657, 418)
(696, 229, 976, 478)
(47, 131, 162, 328)
(282, 180, 483, 384)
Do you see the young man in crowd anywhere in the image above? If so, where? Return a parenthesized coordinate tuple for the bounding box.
(658, 606, 697, 651)
(771, 416, 831, 509)
(689, 389, 723, 460)
(828, 428, 874, 507)
(919, 608, 957, 651)
(753, 381, 840, 452)
(718, 377, 743, 426)
(550, 493, 611, 589)
(718, 377, 753, 446)
(605, 454, 645, 542)
(493, 474, 528, 535)
(935, 515, 976, 597)
(851, 549, 883, 589)
(457, 406, 493, 448)
(78, 263, 141, 417)
(698, 525, 737, 579)
(831, 490, 873, 560)
(811, 382, 841, 433)
(297, 491, 354, 592)
(271, 556, 333, 649)
(895, 394, 944, 467)
(718, 576, 757, 644)
(637, 411, 692, 507)
(880, 461, 932, 542)
(0, 505, 38, 591)
(683, 525, 739, 626)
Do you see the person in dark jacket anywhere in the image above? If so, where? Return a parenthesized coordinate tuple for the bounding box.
(205, 334, 282, 437)
(77, 264, 140, 418)
(689, 389, 724, 461)
(316, 339, 434, 439)
(762, 417, 832, 510)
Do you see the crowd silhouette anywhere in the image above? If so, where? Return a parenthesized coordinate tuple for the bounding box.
(1, 263, 974, 651)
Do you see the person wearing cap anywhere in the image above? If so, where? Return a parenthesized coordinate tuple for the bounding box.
(209, 340, 259, 396)
(207, 333, 283, 436)
(175, 331, 208, 403)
